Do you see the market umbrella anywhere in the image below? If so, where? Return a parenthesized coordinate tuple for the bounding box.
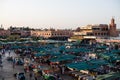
(96, 46, 107, 49)
(48, 52, 61, 56)
(89, 59, 109, 65)
(50, 54, 76, 62)
(111, 50, 120, 54)
(66, 62, 89, 70)
(34, 52, 47, 57)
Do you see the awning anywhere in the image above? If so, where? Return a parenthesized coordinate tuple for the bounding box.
(50, 54, 76, 62)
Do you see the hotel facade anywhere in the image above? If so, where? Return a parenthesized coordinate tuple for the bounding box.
(70, 18, 119, 41)
(30, 30, 73, 40)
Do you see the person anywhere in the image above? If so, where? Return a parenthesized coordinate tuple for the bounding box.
(24, 68, 26, 73)
(34, 76, 37, 80)
(3, 49, 5, 55)
(57, 75, 62, 80)
(20, 73, 25, 80)
(62, 66, 65, 74)
(0, 59, 3, 69)
(0, 59, 2, 64)
(13, 58, 16, 68)
(14, 72, 19, 79)
(13, 63, 15, 68)
(29, 72, 32, 80)
(0, 54, 2, 59)
(9, 50, 11, 56)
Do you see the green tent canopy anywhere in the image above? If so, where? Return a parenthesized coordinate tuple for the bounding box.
(98, 53, 119, 61)
(34, 52, 47, 57)
(66, 62, 100, 70)
(65, 48, 89, 53)
(110, 57, 120, 62)
(89, 59, 109, 65)
(48, 52, 61, 56)
(96, 46, 107, 49)
(11, 46, 21, 49)
(111, 50, 120, 54)
(66, 62, 88, 70)
(50, 54, 76, 62)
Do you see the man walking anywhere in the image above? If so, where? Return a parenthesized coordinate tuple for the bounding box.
(29, 72, 33, 80)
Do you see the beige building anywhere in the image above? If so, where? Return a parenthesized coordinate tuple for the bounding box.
(71, 24, 109, 40)
(30, 29, 73, 40)
(70, 18, 118, 41)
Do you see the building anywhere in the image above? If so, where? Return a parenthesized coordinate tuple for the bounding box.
(0, 26, 73, 40)
(70, 18, 118, 41)
(109, 18, 118, 37)
(30, 29, 73, 40)
(9, 27, 31, 37)
(10, 30, 30, 37)
(71, 24, 109, 40)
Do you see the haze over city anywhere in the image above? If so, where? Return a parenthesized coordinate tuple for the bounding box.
(0, 0, 120, 29)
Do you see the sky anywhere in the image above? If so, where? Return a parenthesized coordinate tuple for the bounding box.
(0, 0, 120, 29)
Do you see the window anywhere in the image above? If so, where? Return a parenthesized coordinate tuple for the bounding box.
(106, 28, 108, 31)
(98, 33, 100, 35)
(87, 33, 93, 36)
(101, 28, 105, 31)
(104, 33, 106, 35)
(92, 28, 100, 30)
(95, 33, 97, 36)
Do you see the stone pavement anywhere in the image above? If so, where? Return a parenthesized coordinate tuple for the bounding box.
(0, 51, 75, 80)
(0, 51, 26, 80)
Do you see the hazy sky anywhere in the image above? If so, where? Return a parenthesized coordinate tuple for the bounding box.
(0, 0, 120, 29)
